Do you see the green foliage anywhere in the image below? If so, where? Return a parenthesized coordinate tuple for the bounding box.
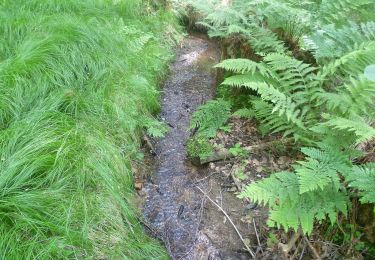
(183, 0, 375, 238)
(218, 53, 319, 142)
(190, 99, 231, 138)
(233, 108, 255, 119)
(229, 143, 248, 157)
(0, 0, 180, 258)
(239, 143, 353, 234)
(186, 136, 214, 161)
(346, 163, 375, 212)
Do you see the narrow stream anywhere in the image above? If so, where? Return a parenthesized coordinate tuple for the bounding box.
(144, 35, 251, 259)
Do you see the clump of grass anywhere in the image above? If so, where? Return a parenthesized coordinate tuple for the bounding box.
(0, 0, 180, 258)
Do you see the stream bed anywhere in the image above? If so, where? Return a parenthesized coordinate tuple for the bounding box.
(143, 35, 254, 259)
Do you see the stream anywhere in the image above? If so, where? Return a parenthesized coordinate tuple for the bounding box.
(143, 35, 252, 260)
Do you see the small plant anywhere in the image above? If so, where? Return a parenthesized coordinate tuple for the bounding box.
(219, 125, 232, 133)
(190, 99, 231, 138)
(234, 169, 246, 181)
(144, 118, 170, 138)
(229, 143, 248, 157)
(266, 233, 279, 248)
(186, 136, 214, 161)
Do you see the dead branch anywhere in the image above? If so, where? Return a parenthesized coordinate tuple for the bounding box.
(253, 219, 263, 254)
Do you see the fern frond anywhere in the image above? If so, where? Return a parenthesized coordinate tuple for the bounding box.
(232, 108, 255, 119)
(346, 163, 375, 208)
(248, 26, 287, 54)
(318, 0, 375, 26)
(264, 53, 317, 93)
(222, 78, 306, 127)
(190, 99, 231, 138)
(318, 42, 375, 79)
(214, 59, 273, 77)
(313, 76, 375, 116)
(322, 116, 375, 144)
(305, 22, 375, 61)
(239, 171, 348, 234)
(295, 158, 340, 193)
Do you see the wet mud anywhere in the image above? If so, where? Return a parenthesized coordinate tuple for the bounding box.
(143, 35, 255, 259)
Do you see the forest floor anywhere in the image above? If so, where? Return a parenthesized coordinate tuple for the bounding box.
(133, 34, 300, 259)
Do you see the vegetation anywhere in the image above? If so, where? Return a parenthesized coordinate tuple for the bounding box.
(181, 0, 375, 246)
(0, 0, 180, 258)
(187, 99, 231, 161)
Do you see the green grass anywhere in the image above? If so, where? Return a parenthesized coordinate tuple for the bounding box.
(0, 0, 180, 258)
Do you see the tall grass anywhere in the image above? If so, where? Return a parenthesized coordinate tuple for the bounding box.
(0, 0, 180, 258)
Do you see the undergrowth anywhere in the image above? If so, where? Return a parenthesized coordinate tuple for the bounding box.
(0, 0, 180, 258)
(181, 0, 375, 256)
(187, 99, 230, 161)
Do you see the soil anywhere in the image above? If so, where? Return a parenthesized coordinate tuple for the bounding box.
(137, 35, 296, 259)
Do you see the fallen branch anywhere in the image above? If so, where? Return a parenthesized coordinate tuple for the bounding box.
(253, 219, 263, 254)
(196, 186, 256, 258)
(200, 138, 292, 164)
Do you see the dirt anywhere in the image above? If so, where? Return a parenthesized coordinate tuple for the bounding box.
(138, 35, 296, 259)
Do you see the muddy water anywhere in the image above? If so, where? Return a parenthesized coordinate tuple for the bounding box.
(144, 35, 252, 259)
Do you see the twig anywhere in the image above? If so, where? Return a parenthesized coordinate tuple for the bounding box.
(253, 219, 263, 253)
(298, 244, 306, 260)
(140, 218, 158, 237)
(196, 186, 256, 258)
(291, 238, 302, 260)
(304, 236, 321, 260)
(194, 171, 217, 183)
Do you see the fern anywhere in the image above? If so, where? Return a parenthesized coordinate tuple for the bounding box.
(317, 0, 375, 26)
(322, 116, 375, 144)
(183, 0, 375, 239)
(318, 42, 375, 80)
(346, 163, 375, 212)
(313, 76, 375, 116)
(305, 22, 375, 61)
(215, 58, 273, 77)
(247, 25, 287, 55)
(233, 108, 255, 119)
(219, 53, 319, 140)
(190, 99, 231, 138)
(239, 170, 348, 234)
